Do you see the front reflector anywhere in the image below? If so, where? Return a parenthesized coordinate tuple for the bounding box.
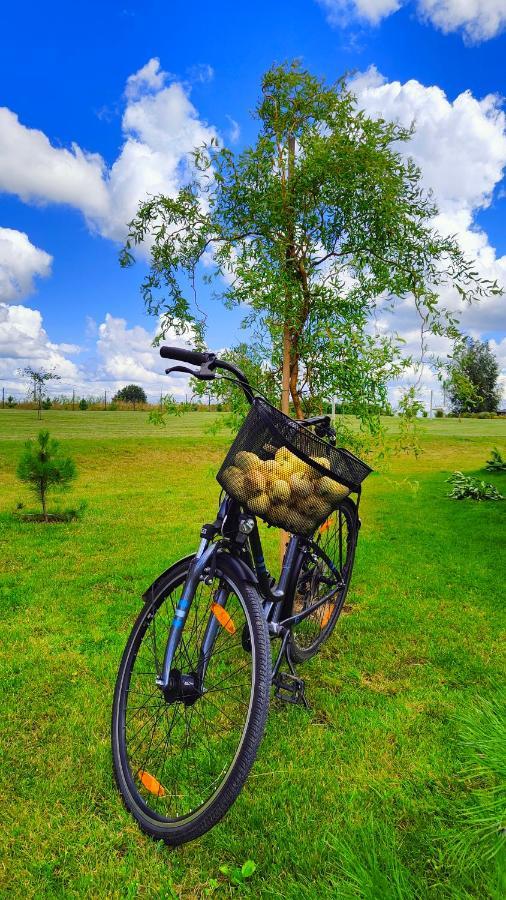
(211, 602, 236, 634)
(138, 770, 166, 797)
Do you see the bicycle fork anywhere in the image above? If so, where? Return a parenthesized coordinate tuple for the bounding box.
(155, 538, 226, 699)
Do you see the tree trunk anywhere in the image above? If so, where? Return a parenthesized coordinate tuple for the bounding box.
(289, 347, 304, 419)
(41, 483, 47, 522)
(281, 323, 291, 415)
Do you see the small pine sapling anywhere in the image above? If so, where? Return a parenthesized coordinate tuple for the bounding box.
(17, 430, 77, 520)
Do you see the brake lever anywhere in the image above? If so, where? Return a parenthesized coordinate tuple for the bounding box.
(165, 364, 216, 381)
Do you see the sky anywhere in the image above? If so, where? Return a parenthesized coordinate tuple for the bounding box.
(0, 0, 505, 406)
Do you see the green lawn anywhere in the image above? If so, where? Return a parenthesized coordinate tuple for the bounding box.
(0, 410, 505, 898)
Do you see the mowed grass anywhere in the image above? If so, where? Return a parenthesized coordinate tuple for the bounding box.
(0, 409, 505, 898)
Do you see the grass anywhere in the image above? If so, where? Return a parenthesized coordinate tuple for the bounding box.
(0, 409, 505, 898)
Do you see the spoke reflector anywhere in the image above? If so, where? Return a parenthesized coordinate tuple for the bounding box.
(138, 770, 166, 797)
(211, 603, 237, 634)
(319, 515, 336, 534)
(320, 604, 335, 629)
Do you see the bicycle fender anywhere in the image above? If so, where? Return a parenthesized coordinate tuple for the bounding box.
(215, 549, 259, 588)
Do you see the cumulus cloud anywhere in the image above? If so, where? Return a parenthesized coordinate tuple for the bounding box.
(0, 58, 216, 242)
(351, 67, 506, 403)
(96, 313, 198, 398)
(0, 305, 198, 399)
(0, 109, 109, 220)
(0, 303, 80, 391)
(351, 66, 506, 331)
(418, 0, 506, 43)
(317, 0, 506, 41)
(0, 228, 53, 303)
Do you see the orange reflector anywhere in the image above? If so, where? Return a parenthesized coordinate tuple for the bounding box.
(138, 770, 166, 797)
(211, 602, 236, 634)
(319, 515, 336, 534)
(320, 604, 335, 629)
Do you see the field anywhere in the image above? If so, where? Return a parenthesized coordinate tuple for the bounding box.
(0, 410, 505, 898)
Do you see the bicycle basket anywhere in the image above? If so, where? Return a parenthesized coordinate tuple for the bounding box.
(217, 398, 372, 536)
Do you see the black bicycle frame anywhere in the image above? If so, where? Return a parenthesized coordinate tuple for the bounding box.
(155, 494, 345, 694)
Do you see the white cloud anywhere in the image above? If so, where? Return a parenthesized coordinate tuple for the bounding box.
(226, 115, 241, 144)
(317, 0, 506, 41)
(317, 0, 401, 26)
(96, 313, 198, 398)
(352, 67, 506, 216)
(0, 59, 216, 242)
(0, 302, 80, 391)
(187, 63, 215, 84)
(418, 0, 506, 43)
(350, 68, 506, 405)
(0, 228, 53, 303)
(352, 67, 506, 337)
(0, 305, 199, 400)
(0, 109, 109, 220)
(125, 57, 167, 100)
(101, 73, 216, 241)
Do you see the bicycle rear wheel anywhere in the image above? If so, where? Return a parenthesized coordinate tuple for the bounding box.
(289, 498, 359, 663)
(112, 555, 270, 845)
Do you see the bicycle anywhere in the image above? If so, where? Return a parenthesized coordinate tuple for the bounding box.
(112, 346, 371, 845)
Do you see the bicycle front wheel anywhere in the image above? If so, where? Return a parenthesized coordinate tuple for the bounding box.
(112, 556, 270, 845)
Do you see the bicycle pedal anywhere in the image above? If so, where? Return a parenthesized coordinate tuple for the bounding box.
(273, 672, 309, 708)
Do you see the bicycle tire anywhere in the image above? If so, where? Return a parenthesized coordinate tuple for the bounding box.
(288, 498, 359, 663)
(111, 555, 271, 845)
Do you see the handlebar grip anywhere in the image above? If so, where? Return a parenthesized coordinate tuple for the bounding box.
(160, 346, 210, 366)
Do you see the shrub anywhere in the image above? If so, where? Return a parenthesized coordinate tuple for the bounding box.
(446, 472, 504, 501)
(485, 448, 506, 473)
(435, 408, 444, 418)
(16, 430, 77, 520)
(79, 398, 88, 410)
(42, 398, 52, 410)
(421, 410, 428, 418)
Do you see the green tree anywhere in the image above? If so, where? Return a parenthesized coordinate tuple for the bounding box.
(19, 367, 61, 419)
(17, 430, 77, 521)
(113, 384, 148, 408)
(443, 337, 501, 415)
(121, 61, 499, 431)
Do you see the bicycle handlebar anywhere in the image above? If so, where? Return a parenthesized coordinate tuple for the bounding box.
(159, 347, 334, 436)
(159, 346, 213, 366)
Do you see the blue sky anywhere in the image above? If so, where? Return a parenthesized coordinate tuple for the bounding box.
(1, 0, 505, 403)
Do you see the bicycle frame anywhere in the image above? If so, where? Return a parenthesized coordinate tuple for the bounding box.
(156, 494, 346, 696)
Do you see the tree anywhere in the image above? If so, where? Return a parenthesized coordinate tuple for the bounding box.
(121, 61, 499, 431)
(20, 367, 61, 419)
(443, 337, 501, 415)
(17, 430, 76, 521)
(113, 384, 148, 409)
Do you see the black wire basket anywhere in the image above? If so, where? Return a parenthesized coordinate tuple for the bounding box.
(217, 398, 372, 536)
